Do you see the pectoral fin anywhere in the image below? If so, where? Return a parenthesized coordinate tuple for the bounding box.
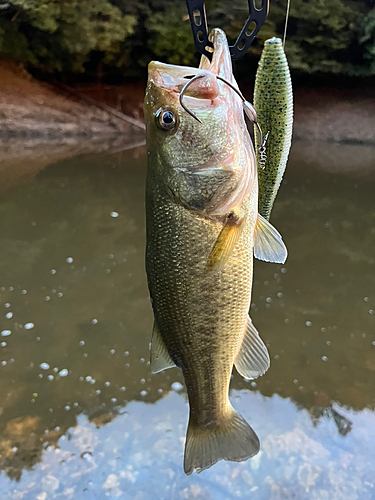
(234, 316, 270, 379)
(254, 214, 287, 264)
(207, 214, 245, 270)
(150, 322, 176, 374)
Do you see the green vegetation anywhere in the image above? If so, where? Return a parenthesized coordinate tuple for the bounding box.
(0, 0, 374, 80)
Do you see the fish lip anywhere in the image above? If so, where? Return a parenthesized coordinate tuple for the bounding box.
(148, 61, 202, 89)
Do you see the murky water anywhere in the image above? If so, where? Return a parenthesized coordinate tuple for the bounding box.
(0, 140, 374, 499)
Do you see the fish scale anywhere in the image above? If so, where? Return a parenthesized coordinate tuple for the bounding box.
(254, 37, 293, 221)
(146, 173, 256, 410)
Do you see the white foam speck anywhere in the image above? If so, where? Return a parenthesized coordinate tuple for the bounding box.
(110, 211, 119, 218)
(171, 382, 183, 391)
(40, 363, 50, 370)
(1, 330, 11, 337)
(24, 322, 34, 330)
(59, 369, 68, 377)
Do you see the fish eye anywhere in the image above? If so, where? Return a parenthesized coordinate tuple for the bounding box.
(156, 108, 178, 131)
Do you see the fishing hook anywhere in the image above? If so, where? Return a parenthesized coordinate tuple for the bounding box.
(179, 73, 205, 124)
(179, 73, 264, 152)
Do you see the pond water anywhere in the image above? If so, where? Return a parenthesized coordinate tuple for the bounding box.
(0, 139, 374, 499)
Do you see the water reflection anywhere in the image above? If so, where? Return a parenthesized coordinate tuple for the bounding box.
(1, 392, 375, 499)
(0, 140, 374, 493)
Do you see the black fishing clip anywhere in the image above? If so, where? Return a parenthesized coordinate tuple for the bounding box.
(186, 0, 269, 61)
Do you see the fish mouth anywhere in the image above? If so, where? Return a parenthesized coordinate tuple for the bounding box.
(148, 62, 221, 106)
(200, 28, 234, 81)
(147, 28, 234, 95)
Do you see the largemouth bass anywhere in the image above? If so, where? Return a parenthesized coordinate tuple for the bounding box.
(254, 37, 293, 221)
(144, 28, 287, 475)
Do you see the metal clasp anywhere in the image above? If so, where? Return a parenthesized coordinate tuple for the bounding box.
(186, 0, 269, 61)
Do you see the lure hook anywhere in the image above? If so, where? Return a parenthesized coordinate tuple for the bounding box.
(179, 73, 264, 152)
(179, 74, 205, 124)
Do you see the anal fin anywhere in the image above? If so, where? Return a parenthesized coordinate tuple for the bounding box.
(234, 315, 270, 379)
(254, 213, 287, 264)
(150, 321, 176, 374)
(207, 214, 245, 270)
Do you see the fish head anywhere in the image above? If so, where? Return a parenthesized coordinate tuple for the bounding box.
(144, 28, 256, 214)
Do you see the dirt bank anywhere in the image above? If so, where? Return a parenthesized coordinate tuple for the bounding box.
(292, 87, 375, 146)
(1, 62, 375, 147)
(75, 82, 375, 146)
(0, 62, 143, 141)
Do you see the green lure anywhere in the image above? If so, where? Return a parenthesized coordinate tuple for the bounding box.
(254, 37, 293, 221)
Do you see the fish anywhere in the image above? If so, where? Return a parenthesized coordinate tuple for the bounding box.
(254, 37, 293, 221)
(143, 28, 287, 475)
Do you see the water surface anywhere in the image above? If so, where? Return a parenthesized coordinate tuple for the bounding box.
(0, 140, 374, 499)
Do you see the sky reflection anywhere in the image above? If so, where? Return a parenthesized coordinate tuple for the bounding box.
(1, 392, 374, 499)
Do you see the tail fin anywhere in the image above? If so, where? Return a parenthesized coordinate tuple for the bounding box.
(183, 408, 260, 475)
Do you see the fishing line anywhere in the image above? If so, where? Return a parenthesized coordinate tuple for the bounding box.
(283, 0, 291, 47)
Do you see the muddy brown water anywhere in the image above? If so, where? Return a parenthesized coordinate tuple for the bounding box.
(0, 140, 374, 499)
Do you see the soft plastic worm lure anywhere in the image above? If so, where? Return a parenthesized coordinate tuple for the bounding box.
(253, 37, 293, 221)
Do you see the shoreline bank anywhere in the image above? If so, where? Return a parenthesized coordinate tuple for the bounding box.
(1, 62, 375, 147)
